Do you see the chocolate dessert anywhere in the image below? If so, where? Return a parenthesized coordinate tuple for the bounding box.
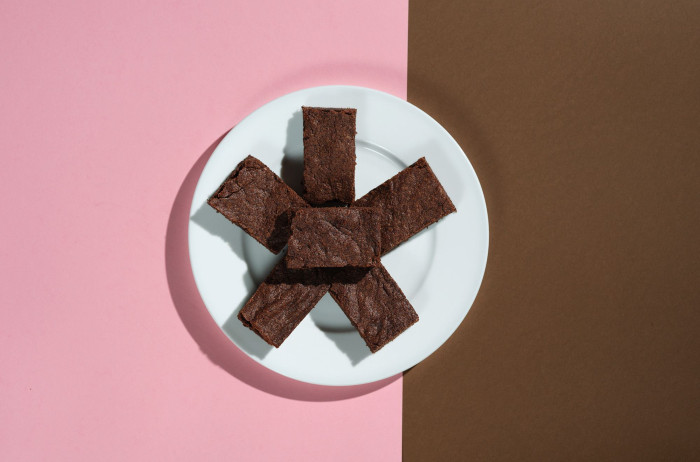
(302, 107, 356, 205)
(354, 157, 456, 255)
(287, 207, 381, 269)
(208, 155, 308, 254)
(330, 265, 419, 353)
(238, 258, 330, 347)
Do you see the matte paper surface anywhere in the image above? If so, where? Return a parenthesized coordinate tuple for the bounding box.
(404, 0, 700, 460)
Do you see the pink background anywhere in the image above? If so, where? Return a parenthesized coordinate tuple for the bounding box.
(0, 1, 407, 460)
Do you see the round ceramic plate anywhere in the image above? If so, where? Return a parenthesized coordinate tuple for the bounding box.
(189, 85, 488, 386)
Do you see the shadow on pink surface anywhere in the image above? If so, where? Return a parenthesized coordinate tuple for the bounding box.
(165, 133, 400, 401)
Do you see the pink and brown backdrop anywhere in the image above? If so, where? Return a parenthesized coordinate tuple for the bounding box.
(1, 1, 698, 461)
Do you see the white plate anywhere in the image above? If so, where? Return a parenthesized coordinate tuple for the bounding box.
(189, 85, 488, 386)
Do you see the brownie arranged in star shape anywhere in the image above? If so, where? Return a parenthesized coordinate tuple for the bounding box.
(208, 107, 456, 353)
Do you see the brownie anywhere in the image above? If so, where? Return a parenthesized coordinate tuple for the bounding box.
(302, 107, 356, 205)
(238, 257, 330, 347)
(234, 157, 453, 352)
(354, 157, 456, 255)
(329, 265, 419, 353)
(208, 155, 308, 254)
(286, 207, 381, 269)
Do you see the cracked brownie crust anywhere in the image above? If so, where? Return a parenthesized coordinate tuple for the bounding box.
(286, 207, 381, 269)
(302, 107, 356, 205)
(238, 258, 331, 347)
(330, 265, 419, 353)
(354, 157, 456, 255)
(207, 155, 308, 254)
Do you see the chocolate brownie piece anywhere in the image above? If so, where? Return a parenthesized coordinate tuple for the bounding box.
(329, 265, 419, 353)
(302, 107, 356, 205)
(208, 155, 308, 254)
(286, 207, 381, 269)
(354, 157, 456, 255)
(238, 258, 330, 347)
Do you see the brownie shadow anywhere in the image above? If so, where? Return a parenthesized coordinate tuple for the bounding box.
(220, 299, 275, 360)
(190, 201, 285, 360)
(187, 160, 274, 360)
(322, 329, 373, 365)
(165, 132, 399, 400)
(189, 205, 254, 290)
(281, 109, 304, 196)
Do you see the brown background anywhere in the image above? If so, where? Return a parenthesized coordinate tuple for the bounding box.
(404, 0, 700, 460)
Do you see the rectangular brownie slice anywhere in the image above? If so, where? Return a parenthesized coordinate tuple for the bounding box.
(238, 257, 330, 347)
(208, 155, 308, 254)
(302, 107, 356, 205)
(354, 157, 456, 255)
(286, 207, 381, 269)
(329, 265, 419, 353)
